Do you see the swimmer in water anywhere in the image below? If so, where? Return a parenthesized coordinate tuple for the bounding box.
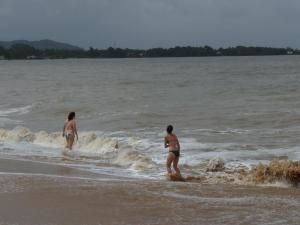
(164, 125, 181, 175)
(62, 112, 78, 150)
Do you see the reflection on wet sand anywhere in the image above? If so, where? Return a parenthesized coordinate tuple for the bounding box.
(0, 173, 300, 225)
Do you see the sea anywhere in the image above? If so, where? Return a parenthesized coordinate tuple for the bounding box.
(1, 56, 300, 180)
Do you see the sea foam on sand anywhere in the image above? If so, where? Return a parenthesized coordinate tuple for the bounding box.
(169, 159, 300, 188)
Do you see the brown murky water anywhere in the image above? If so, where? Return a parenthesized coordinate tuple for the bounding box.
(0, 159, 299, 225)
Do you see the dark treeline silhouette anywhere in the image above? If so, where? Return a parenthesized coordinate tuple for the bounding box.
(0, 44, 299, 59)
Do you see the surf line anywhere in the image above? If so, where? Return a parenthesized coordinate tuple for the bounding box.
(0, 172, 129, 183)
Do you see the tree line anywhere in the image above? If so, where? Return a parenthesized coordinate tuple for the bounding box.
(0, 44, 299, 59)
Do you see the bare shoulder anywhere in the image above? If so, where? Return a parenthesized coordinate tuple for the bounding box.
(173, 134, 179, 142)
(73, 120, 78, 127)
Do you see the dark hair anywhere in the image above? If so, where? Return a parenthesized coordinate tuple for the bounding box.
(166, 125, 173, 134)
(68, 112, 76, 121)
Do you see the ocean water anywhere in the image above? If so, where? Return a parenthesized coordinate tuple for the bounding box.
(1, 56, 300, 179)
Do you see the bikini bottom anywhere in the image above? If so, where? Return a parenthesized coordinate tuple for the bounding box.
(169, 150, 180, 157)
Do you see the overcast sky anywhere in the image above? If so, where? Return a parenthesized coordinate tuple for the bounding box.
(0, 0, 299, 49)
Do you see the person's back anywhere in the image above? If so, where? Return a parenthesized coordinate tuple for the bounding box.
(63, 112, 78, 150)
(65, 120, 75, 135)
(165, 134, 180, 151)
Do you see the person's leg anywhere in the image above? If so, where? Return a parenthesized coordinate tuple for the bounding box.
(173, 156, 180, 175)
(166, 153, 174, 174)
(69, 135, 75, 150)
(65, 137, 69, 149)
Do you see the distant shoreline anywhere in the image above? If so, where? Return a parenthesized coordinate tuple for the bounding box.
(0, 54, 299, 61)
(0, 42, 299, 60)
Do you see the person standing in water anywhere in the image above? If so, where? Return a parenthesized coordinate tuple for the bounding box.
(63, 112, 78, 150)
(164, 125, 181, 175)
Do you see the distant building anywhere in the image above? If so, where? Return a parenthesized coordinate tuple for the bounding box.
(287, 51, 293, 55)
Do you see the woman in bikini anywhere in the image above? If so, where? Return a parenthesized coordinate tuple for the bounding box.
(63, 112, 78, 150)
(164, 125, 181, 175)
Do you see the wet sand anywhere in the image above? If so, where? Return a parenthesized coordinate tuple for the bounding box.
(1, 158, 300, 225)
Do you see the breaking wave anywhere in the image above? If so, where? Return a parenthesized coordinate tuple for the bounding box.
(1, 127, 299, 186)
(0, 126, 155, 171)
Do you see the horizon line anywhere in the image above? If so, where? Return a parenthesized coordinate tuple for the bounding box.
(0, 39, 299, 51)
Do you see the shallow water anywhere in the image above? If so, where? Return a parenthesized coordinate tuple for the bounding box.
(1, 56, 300, 179)
(0, 171, 300, 225)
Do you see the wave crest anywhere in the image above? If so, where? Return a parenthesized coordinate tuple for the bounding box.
(0, 126, 154, 170)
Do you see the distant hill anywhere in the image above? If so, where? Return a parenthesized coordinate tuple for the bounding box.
(0, 39, 82, 50)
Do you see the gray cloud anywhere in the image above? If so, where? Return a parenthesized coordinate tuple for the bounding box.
(0, 0, 299, 49)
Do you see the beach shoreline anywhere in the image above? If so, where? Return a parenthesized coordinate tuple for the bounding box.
(0, 158, 300, 225)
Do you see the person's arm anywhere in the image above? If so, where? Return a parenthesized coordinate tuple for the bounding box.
(164, 136, 169, 148)
(74, 121, 79, 140)
(176, 136, 180, 151)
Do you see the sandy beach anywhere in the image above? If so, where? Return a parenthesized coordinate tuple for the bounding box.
(0, 158, 299, 225)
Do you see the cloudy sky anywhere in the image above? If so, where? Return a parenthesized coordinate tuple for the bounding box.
(0, 0, 299, 49)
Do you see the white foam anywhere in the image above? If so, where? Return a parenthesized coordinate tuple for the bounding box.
(0, 105, 29, 126)
(0, 127, 155, 171)
(1, 126, 300, 179)
(0, 118, 21, 126)
(113, 149, 155, 170)
(184, 128, 251, 135)
(259, 181, 292, 188)
(0, 105, 32, 116)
